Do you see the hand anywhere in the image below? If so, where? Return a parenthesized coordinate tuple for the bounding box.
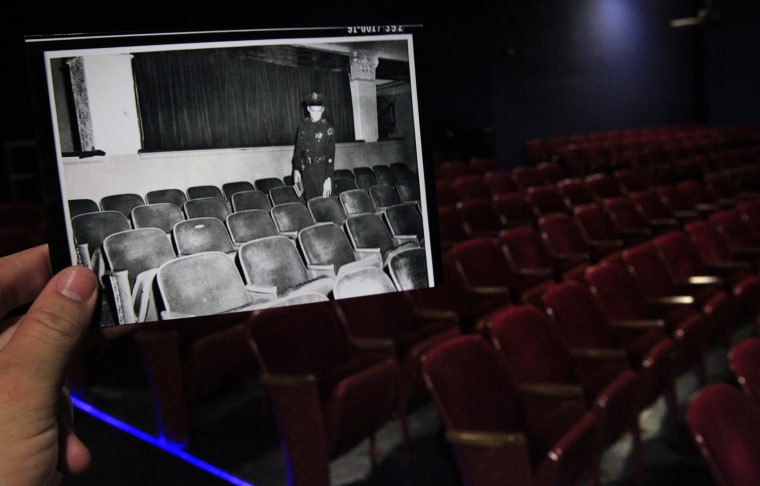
(0, 245, 98, 485)
(322, 177, 332, 197)
(293, 170, 302, 184)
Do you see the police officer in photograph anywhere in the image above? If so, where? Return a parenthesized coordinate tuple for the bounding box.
(292, 92, 336, 200)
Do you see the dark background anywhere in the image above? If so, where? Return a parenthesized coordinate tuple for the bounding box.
(3, 0, 759, 201)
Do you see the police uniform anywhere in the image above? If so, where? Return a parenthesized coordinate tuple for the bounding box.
(292, 92, 336, 201)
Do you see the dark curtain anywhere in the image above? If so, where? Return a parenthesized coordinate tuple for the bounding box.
(133, 47, 355, 152)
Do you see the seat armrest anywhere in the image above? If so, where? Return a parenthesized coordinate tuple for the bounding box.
(446, 429, 527, 448)
(517, 383, 585, 399)
(260, 372, 316, 387)
(610, 318, 667, 330)
(569, 347, 628, 361)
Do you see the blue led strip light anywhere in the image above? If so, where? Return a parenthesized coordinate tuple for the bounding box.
(72, 397, 255, 486)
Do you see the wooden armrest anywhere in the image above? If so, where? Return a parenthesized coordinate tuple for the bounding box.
(648, 295, 695, 306)
(570, 348, 628, 361)
(610, 319, 667, 330)
(517, 383, 584, 399)
(351, 337, 395, 353)
(517, 267, 554, 278)
(555, 252, 590, 262)
(261, 372, 316, 387)
(588, 239, 623, 248)
(470, 286, 511, 297)
(414, 308, 460, 324)
(686, 275, 722, 285)
(446, 429, 526, 448)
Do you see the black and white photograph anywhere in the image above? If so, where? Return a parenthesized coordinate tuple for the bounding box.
(26, 25, 437, 328)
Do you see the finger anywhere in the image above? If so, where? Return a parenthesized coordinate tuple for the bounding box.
(1, 265, 98, 386)
(58, 387, 92, 475)
(0, 245, 52, 318)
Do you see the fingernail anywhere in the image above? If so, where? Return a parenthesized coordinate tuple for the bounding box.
(57, 267, 97, 302)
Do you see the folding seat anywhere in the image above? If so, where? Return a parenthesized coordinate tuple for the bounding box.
(628, 189, 682, 233)
(654, 229, 760, 329)
(557, 177, 597, 209)
(526, 184, 571, 217)
(675, 179, 725, 215)
(436, 205, 469, 253)
(382, 202, 425, 245)
(536, 161, 566, 184)
(131, 203, 185, 234)
(498, 225, 588, 283)
(452, 174, 491, 203)
(145, 188, 188, 208)
(485, 304, 643, 482)
(395, 179, 421, 205)
(436, 160, 471, 181)
(353, 172, 377, 190)
(686, 383, 760, 486)
(71, 210, 131, 269)
(338, 188, 377, 216)
(186, 185, 224, 201)
(247, 302, 406, 486)
(654, 184, 701, 222)
(155, 251, 268, 319)
(297, 221, 382, 278)
(333, 168, 355, 181)
(334, 291, 460, 411)
(710, 207, 760, 257)
(483, 170, 519, 196)
(584, 261, 709, 387)
(368, 184, 402, 211)
(268, 185, 305, 206)
(253, 177, 285, 194)
(221, 181, 254, 202)
(332, 176, 359, 195)
(230, 189, 272, 212)
(572, 203, 629, 251)
(445, 237, 551, 322)
(685, 218, 760, 281)
(237, 235, 334, 302)
(331, 264, 398, 299)
(728, 337, 760, 405)
(101, 227, 177, 324)
(394, 168, 419, 185)
(421, 335, 600, 486)
(100, 193, 146, 220)
(307, 196, 347, 226)
(372, 164, 398, 186)
(344, 212, 418, 267)
(68, 198, 100, 218)
(468, 156, 498, 174)
(225, 209, 279, 246)
(613, 168, 649, 194)
(386, 246, 430, 291)
(270, 201, 316, 239)
(622, 242, 736, 348)
(541, 281, 679, 432)
(585, 172, 624, 200)
(172, 217, 235, 256)
(538, 212, 620, 264)
(182, 197, 231, 222)
(455, 199, 505, 239)
(512, 165, 546, 191)
(434, 180, 461, 208)
(736, 198, 760, 236)
(491, 192, 538, 229)
(601, 196, 654, 243)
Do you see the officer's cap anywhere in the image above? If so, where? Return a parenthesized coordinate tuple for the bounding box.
(305, 91, 325, 106)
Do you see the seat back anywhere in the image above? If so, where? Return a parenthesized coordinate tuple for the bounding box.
(512, 166, 545, 191)
(271, 202, 316, 238)
(173, 217, 234, 255)
(395, 179, 421, 204)
(538, 213, 591, 258)
(238, 235, 310, 293)
(584, 261, 649, 321)
(71, 210, 131, 258)
(483, 170, 519, 196)
(452, 175, 491, 203)
(557, 177, 597, 208)
(226, 209, 278, 245)
(145, 188, 188, 208)
(131, 203, 185, 233)
(269, 185, 305, 206)
(187, 185, 224, 200)
(383, 202, 424, 244)
(333, 176, 359, 195)
(526, 185, 570, 217)
(100, 193, 146, 219)
(491, 193, 537, 228)
(687, 383, 760, 486)
(653, 230, 709, 281)
(332, 265, 398, 299)
(387, 247, 429, 291)
(345, 212, 399, 258)
(542, 280, 615, 349)
(368, 184, 402, 210)
(339, 189, 377, 216)
(585, 173, 624, 200)
(354, 172, 378, 190)
(621, 242, 680, 299)
(156, 251, 253, 317)
(711, 208, 760, 249)
(308, 196, 347, 226)
(102, 227, 177, 289)
(684, 220, 735, 265)
(182, 197, 231, 221)
(222, 181, 255, 202)
(231, 190, 272, 212)
(297, 222, 359, 274)
(372, 164, 398, 186)
(456, 199, 503, 238)
(254, 177, 285, 194)
(728, 337, 760, 405)
(68, 198, 100, 218)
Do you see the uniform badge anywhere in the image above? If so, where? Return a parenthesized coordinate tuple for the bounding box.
(327, 128, 334, 136)
(315, 132, 323, 141)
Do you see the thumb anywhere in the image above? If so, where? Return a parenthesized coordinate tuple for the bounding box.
(2, 265, 98, 386)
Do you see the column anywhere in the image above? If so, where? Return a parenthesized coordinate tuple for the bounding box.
(349, 51, 379, 143)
